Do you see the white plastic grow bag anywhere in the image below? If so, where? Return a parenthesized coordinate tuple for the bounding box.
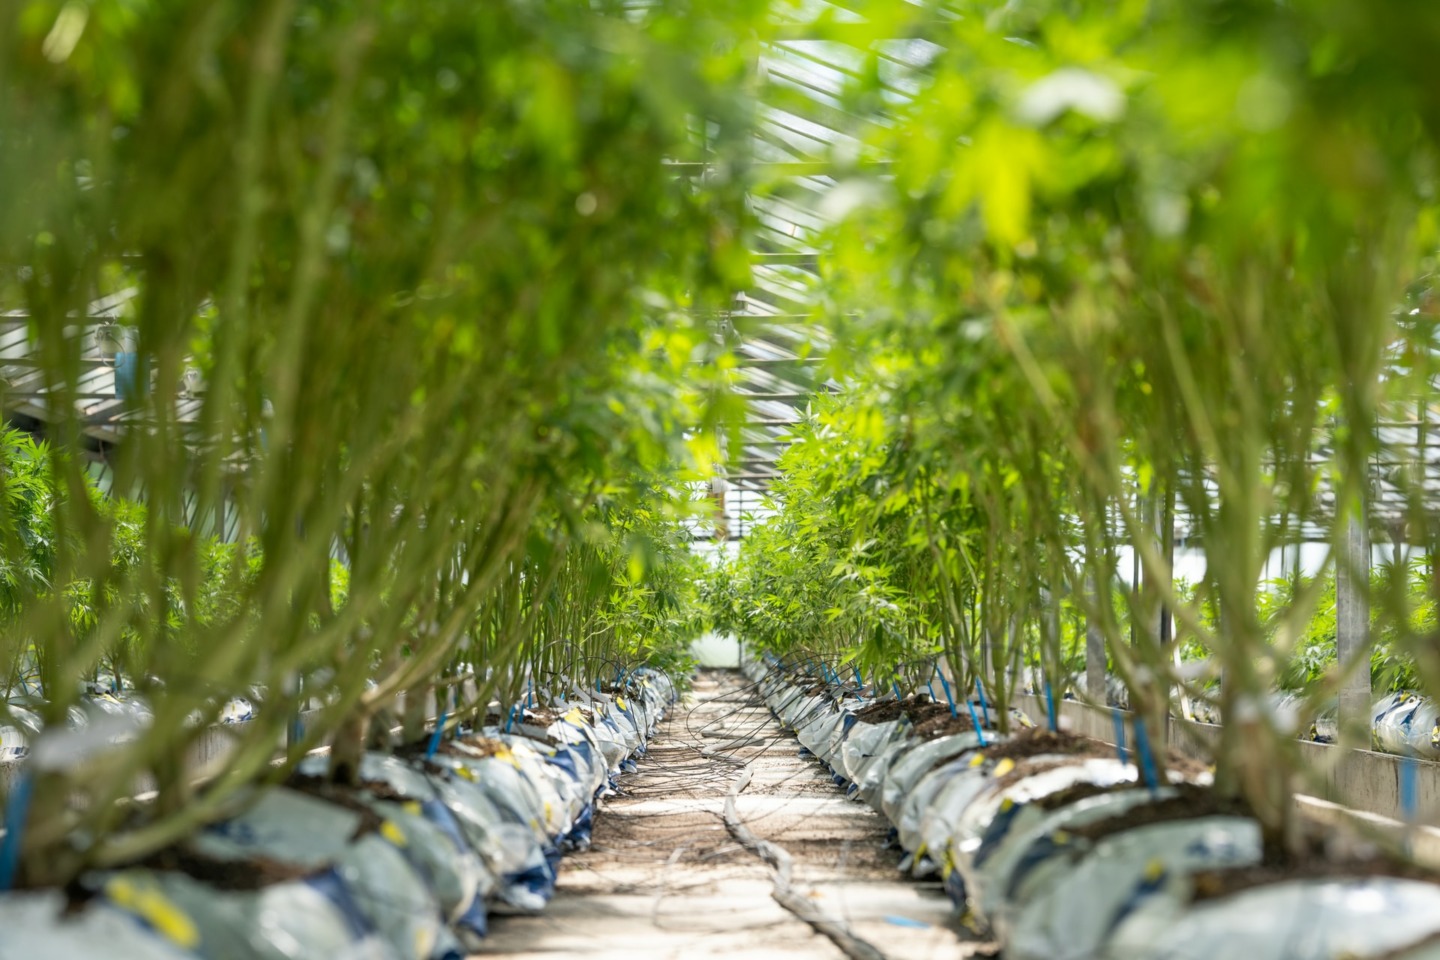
(1373, 695, 1440, 759)
(190, 788, 445, 960)
(795, 708, 845, 756)
(838, 717, 909, 785)
(0, 888, 203, 960)
(879, 733, 985, 822)
(949, 758, 1144, 897)
(429, 752, 549, 844)
(853, 737, 912, 809)
(1006, 815, 1262, 960)
(1103, 877, 1440, 960)
(897, 757, 989, 862)
(974, 787, 1172, 935)
(121, 867, 398, 960)
(431, 773, 548, 908)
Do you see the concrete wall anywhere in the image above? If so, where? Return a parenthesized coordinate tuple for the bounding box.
(1015, 693, 1440, 825)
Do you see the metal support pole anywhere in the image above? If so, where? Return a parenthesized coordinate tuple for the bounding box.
(1086, 573, 1106, 704)
(1336, 502, 1372, 742)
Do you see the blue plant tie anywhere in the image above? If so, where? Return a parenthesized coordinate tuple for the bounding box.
(853, 666, 864, 687)
(1134, 716, 1159, 792)
(966, 699, 987, 747)
(975, 680, 991, 727)
(0, 772, 34, 891)
(937, 670, 959, 718)
(505, 703, 519, 734)
(892, 682, 903, 701)
(1112, 708, 1129, 765)
(426, 708, 449, 760)
(1044, 680, 1058, 733)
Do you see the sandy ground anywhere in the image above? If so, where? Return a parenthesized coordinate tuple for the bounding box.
(471, 670, 995, 960)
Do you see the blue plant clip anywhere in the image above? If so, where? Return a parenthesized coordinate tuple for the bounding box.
(0, 772, 34, 891)
(967, 698, 987, 747)
(937, 669, 959, 718)
(1112, 708, 1129, 766)
(426, 706, 449, 760)
(1133, 715, 1159, 792)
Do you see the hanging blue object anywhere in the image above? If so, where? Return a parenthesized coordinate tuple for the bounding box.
(426, 707, 449, 760)
(1044, 680, 1058, 733)
(1112, 708, 1129, 765)
(0, 772, 34, 891)
(1402, 753, 1419, 822)
(975, 679, 991, 727)
(114, 349, 147, 405)
(853, 665, 864, 687)
(1134, 716, 1159, 792)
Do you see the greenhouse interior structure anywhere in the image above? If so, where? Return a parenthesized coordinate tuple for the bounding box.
(9, 1, 1440, 958)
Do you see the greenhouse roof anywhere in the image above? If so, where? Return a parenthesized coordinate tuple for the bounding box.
(714, 10, 941, 537)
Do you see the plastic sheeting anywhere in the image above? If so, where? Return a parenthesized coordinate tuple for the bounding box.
(104, 868, 399, 960)
(745, 654, 1440, 960)
(1106, 877, 1440, 960)
(1006, 816, 1262, 960)
(1, 667, 677, 959)
(0, 888, 202, 960)
(1373, 694, 1440, 760)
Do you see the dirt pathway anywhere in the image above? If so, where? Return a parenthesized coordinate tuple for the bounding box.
(471, 670, 988, 960)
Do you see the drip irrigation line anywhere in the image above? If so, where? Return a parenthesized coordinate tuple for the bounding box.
(538, 672, 889, 946)
(723, 760, 890, 960)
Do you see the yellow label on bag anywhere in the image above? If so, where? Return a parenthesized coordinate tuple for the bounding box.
(106, 877, 200, 949)
(992, 758, 1015, 778)
(381, 820, 408, 847)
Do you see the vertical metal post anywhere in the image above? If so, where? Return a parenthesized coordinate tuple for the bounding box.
(1086, 572, 1106, 704)
(1336, 501, 1372, 742)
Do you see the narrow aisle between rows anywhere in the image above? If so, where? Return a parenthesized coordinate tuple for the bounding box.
(472, 670, 985, 960)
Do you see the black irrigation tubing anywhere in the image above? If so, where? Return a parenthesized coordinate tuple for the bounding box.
(694, 670, 917, 955)
(723, 760, 889, 960)
(587, 667, 958, 954)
